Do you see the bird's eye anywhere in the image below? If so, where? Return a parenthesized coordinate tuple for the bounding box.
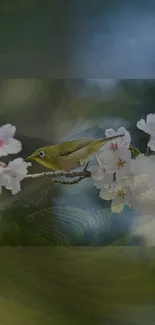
(38, 150, 45, 158)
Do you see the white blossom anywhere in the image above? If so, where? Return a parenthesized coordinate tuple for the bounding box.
(91, 126, 132, 188)
(147, 136, 155, 151)
(130, 154, 155, 184)
(137, 113, 155, 135)
(110, 147, 131, 179)
(99, 180, 134, 213)
(105, 126, 131, 148)
(0, 124, 22, 156)
(113, 154, 155, 214)
(137, 114, 155, 151)
(0, 158, 31, 195)
(96, 145, 131, 181)
(88, 164, 114, 189)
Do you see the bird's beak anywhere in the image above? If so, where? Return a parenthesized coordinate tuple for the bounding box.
(25, 155, 33, 161)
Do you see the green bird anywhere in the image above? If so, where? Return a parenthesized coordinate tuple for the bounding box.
(26, 134, 124, 171)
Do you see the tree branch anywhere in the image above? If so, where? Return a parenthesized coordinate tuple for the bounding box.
(25, 170, 91, 185)
(46, 175, 87, 185)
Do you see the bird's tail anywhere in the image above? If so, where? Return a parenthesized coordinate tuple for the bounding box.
(91, 134, 124, 152)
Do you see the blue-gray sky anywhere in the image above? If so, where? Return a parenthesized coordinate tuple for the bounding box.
(1, 1, 155, 77)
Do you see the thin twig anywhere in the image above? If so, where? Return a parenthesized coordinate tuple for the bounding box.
(25, 170, 91, 185)
(46, 176, 87, 185)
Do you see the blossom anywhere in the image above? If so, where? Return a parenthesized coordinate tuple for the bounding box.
(109, 147, 131, 179)
(0, 158, 31, 195)
(137, 114, 155, 151)
(0, 124, 22, 156)
(105, 126, 131, 148)
(88, 164, 114, 189)
(99, 180, 135, 213)
(89, 135, 132, 192)
(91, 126, 132, 187)
(115, 154, 155, 214)
(88, 144, 130, 190)
(147, 136, 155, 151)
(97, 145, 131, 181)
(130, 154, 155, 183)
(137, 114, 155, 135)
(128, 154, 155, 213)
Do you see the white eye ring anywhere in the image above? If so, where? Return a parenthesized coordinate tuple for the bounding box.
(38, 150, 45, 158)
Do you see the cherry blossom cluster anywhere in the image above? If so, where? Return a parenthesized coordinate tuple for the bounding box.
(89, 113, 155, 214)
(0, 124, 31, 195)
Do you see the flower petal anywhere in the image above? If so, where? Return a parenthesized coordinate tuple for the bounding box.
(105, 126, 131, 148)
(97, 149, 117, 165)
(105, 128, 116, 138)
(6, 178, 21, 195)
(111, 200, 125, 213)
(116, 162, 131, 180)
(99, 187, 114, 200)
(1, 124, 16, 138)
(88, 165, 105, 182)
(136, 119, 148, 133)
(95, 173, 113, 189)
(7, 159, 31, 183)
(117, 127, 131, 146)
(0, 157, 31, 195)
(118, 146, 131, 161)
(5, 138, 22, 154)
(0, 148, 9, 157)
(146, 113, 155, 124)
(148, 139, 155, 151)
(8, 157, 31, 172)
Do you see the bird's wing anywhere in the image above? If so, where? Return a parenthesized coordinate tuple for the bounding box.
(58, 139, 92, 157)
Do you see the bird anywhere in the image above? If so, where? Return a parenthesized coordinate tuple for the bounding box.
(26, 134, 124, 171)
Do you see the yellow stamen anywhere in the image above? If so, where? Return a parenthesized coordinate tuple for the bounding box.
(117, 189, 125, 199)
(117, 158, 125, 169)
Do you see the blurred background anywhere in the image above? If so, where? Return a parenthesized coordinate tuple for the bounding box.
(1, 0, 155, 78)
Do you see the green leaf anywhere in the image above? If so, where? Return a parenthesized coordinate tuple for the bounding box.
(129, 144, 141, 157)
